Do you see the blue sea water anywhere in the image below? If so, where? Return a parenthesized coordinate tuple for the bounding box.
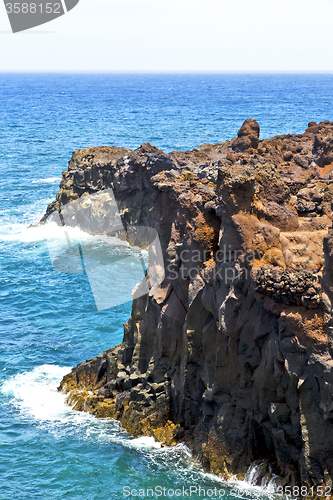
(1, 73, 333, 500)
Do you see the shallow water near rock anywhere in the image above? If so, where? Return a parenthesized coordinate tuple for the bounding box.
(1, 73, 333, 499)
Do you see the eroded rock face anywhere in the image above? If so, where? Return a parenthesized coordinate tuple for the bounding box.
(48, 119, 333, 489)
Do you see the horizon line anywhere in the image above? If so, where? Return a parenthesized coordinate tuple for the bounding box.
(1, 70, 333, 75)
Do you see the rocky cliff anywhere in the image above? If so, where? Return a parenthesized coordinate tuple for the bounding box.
(46, 119, 333, 490)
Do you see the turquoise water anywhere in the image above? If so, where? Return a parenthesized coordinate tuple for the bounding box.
(1, 73, 333, 499)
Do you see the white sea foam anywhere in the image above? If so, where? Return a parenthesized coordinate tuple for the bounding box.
(1, 365, 177, 451)
(226, 463, 279, 499)
(1, 365, 115, 430)
(125, 436, 162, 450)
(32, 177, 61, 184)
(1, 364, 71, 421)
(0, 217, 150, 254)
(0, 220, 95, 244)
(0, 198, 54, 241)
(0, 365, 160, 446)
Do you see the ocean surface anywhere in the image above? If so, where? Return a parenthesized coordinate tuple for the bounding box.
(1, 73, 333, 500)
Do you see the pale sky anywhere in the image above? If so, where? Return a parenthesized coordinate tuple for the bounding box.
(1, 0, 333, 71)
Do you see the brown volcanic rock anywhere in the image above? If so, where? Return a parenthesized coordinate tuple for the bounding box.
(238, 117, 260, 138)
(232, 118, 260, 152)
(47, 120, 333, 489)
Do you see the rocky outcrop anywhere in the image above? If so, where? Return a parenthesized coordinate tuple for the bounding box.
(232, 118, 260, 152)
(48, 119, 333, 491)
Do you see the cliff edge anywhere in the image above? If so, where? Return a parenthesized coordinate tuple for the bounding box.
(46, 119, 333, 490)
